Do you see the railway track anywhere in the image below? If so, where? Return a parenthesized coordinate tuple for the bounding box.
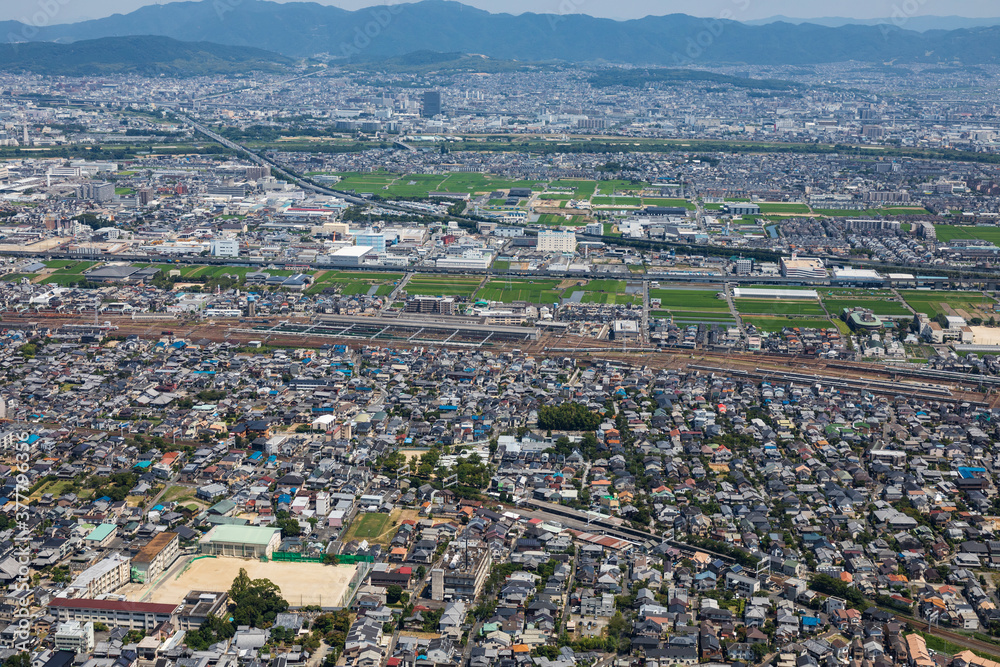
(5, 314, 997, 406)
(897, 614, 1000, 659)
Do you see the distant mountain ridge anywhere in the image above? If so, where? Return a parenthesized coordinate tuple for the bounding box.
(0, 36, 294, 76)
(4, 0, 1000, 66)
(744, 15, 1000, 32)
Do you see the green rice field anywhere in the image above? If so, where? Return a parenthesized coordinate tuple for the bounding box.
(405, 276, 482, 298)
(743, 316, 834, 332)
(649, 288, 728, 312)
(734, 299, 827, 316)
(477, 279, 563, 304)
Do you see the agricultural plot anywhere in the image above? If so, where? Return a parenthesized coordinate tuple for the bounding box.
(553, 180, 598, 197)
(308, 271, 402, 296)
(649, 288, 728, 312)
(822, 298, 911, 317)
(734, 299, 827, 317)
(39, 273, 94, 286)
(333, 173, 398, 192)
(579, 280, 640, 306)
(3, 273, 38, 283)
(654, 310, 736, 323)
(536, 214, 586, 226)
(591, 196, 642, 207)
(45, 260, 95, 270)
(641, 198, 696, 210)
(477, 279, 564, 304)
(436, 173, 538, 194)
(406, 276, 481, 298)
(743, 316, 833, 332)
(384, 174, 448, 197)
(756, 203, 811, 214)
(819, 288, 895, 298)
(882, 206, 930, 214)
(900, 290, 998, 320)
(813, 208, 890, 217)
(595, 179, 646, 195)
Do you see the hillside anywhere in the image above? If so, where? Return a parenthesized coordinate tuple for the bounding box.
(0, 35, 295, 76)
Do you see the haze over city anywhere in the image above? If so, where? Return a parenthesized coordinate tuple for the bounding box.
(4, 0, 1000, 24)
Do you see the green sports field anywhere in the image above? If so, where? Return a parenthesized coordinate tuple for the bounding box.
(934, 225, 1000, 244)
(352, 513, 390, 538)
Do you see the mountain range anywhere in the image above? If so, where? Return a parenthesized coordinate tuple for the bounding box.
(744, 15, 1000, 32)
(4, 0, 1000, 67)
(0, 36, 293, 76)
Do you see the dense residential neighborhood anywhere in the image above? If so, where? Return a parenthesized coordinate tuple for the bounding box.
(6, 10, 1000, 667)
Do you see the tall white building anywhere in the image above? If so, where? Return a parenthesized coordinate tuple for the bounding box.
(536, 230, 577, 254)
(54, 621, 95, 654)
(211, 239, 240, 257)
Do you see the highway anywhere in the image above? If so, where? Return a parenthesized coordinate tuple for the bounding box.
(178, 115, 493, 228)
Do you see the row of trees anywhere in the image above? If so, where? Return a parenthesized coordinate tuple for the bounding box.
(537, 402, 602, 431)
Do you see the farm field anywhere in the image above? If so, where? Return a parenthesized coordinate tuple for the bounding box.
(653, 310, 736, 322)
(900, 290, 998, 320)
(649, 288, 728, 312)
(405, 275, 481, 298)
(38, 274, 92, 286)
(553, 180, 598, 197)
(307, 271, 402, 296)
(813, 208, 894, 217)
(3, 273, 39, 283)
(734, 299, 827, 316)
(578, 280, 640, 306)
(435, 173, 541, 194)
(536, 214, 587, 226)
(822, 298, 911, 317)
(477, 279, 563, 304)
(642, 198, 696, 210)
(595, 179, 646, 195)
(756, 203, 811, 214)
(46, 260, 99, 272)
(743, 316, 834, 332)
(818, 288, 896, 298)
(591, 196, 642, 207)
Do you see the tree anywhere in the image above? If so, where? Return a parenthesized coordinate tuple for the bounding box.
(606, 611, 628, 650)
(751, 643, 769, 660)
(386, 584, 403, 604)
(537, 403, 601, 431)
(3, 654, 30, 667)
(184, 613, 235, 650)
(273, 511, 302, 538)
(228, 568, 289, 627)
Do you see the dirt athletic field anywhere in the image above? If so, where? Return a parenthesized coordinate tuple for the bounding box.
(134, 556, 358, 607)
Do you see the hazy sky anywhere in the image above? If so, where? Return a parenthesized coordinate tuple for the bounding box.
(4, 0, 998, 24)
